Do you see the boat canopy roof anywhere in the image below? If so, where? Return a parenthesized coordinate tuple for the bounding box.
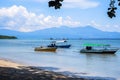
(51, 40, 67, 43)
(83, 43, 111, 47)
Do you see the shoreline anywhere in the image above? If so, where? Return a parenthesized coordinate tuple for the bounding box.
(0, 58, 83, 80)
(0, 58, 117, 80)
(0, 59, 24, 68)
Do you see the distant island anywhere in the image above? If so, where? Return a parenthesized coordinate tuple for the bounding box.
(0, 35, 17, 39)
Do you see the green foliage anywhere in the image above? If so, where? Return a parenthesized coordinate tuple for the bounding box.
(107, 0, 120, 18)
(0, 35, 17, 39)
(48, 0, 63, 9)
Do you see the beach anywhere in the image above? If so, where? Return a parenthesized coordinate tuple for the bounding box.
(0, 59, 117, 80)
(0, 59, 23, 68)
(0, 59, 86, 80)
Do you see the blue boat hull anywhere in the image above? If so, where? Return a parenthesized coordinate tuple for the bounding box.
(48, 44, 71, 48)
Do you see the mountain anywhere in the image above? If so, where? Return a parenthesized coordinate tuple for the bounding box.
(0, 26, 120, 39)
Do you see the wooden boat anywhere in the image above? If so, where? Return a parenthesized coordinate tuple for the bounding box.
(80, 44, 119, 54)
(47, 40, 71, 48)
(34, 47, 57, 52)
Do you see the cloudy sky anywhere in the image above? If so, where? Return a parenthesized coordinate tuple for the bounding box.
(0, 0, 120, 32)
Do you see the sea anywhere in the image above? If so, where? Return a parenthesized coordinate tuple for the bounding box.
(0, 39, 120, 80)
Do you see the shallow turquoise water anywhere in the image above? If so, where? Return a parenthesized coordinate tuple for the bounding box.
(0, 39, 120, 79)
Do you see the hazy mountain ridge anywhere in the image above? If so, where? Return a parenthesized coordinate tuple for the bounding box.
(0, 26, 120, 39)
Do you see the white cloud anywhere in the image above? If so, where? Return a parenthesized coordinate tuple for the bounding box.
(90, 20, 120, 32)
(0, 5, 120, 32)
(22, 0, 99, 9)
(0, 5, 81, 32)
(63, 0, 99, 9)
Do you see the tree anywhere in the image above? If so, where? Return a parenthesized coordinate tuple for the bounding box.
(107, 0, 120, 18)
(48, 0, 120, 18)
(48, 0, 63, 9)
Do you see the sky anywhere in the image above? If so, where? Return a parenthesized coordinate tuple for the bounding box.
(0, 0, 120, 32)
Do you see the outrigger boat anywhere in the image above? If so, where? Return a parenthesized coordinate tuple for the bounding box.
(80, 43, 119, 54)
(34, 47, 57, 52)
(47, 40, 71, 48)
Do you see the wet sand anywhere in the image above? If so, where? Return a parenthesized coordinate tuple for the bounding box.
(0, 59, 117, 80)
(0, 59, 85, 80)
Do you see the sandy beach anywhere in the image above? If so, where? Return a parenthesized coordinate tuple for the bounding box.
(0, 59, 23, 68)
(0, 59, 117, 80)
(0, 59, 86, 80)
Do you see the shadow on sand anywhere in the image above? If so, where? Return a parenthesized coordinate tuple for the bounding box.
(0, 66, 116, 80)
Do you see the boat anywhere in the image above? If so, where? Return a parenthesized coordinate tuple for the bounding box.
(34, 47, 57, 52)
(47, 40, 71, 48)
(48, 44, 71, 48)
(80, 44, 119, 54)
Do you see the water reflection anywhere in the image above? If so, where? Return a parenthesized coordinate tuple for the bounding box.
(84, 53, 116, 61)
(79, 53, 120, 79)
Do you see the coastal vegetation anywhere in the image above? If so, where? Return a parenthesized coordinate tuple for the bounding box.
(0, 35, 17, 39)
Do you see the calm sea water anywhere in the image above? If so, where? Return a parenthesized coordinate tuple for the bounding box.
(0, 39, 120, 79)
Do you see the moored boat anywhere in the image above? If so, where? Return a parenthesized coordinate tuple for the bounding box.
(48, 44, 71, 48)
(34, 47, 57, 52)
(47, 40, 71, 48)
(80, 44, 119, 54)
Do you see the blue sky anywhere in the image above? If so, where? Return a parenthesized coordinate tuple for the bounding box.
(0, 0, 120, 32)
